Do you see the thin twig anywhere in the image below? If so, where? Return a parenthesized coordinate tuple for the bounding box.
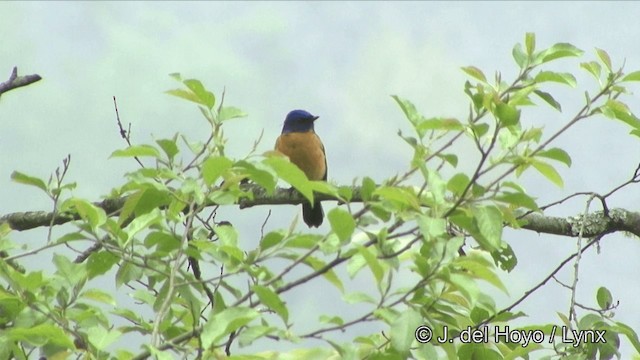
(113, 96, 144, 168)
(568, 195, 595, 325)
(0, 67, 42, 97)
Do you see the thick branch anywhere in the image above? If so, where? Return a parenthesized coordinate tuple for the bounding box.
(519, 208, 640, 238)
(1, 184, 639, 238)
(0, 67, 42, 97)
(0, 197, 126, 231)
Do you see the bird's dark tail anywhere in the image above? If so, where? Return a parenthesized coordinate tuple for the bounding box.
(302, 202, 324, 228)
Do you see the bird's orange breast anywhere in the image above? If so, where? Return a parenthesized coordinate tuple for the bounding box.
(275, 131, 326, 181)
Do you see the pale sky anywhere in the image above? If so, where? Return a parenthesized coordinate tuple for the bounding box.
(2, 2, 640, 357)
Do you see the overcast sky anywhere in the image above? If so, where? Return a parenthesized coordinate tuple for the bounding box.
(2, 2, 640, 357)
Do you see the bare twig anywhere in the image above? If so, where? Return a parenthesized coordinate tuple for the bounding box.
(113, 96, 145, 168)
(0, 67, 42, 97)
(47, 155, 72, 243)
(568, 195, 596, 326)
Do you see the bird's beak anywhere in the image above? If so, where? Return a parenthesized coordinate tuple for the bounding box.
(312, 116, 319, 121)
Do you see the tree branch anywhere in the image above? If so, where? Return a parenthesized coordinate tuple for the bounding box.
(0, 196, 126, 231)
(0, 67, 42, 97)
(518, 208, 640, 238)
(1, 184, 639, 238)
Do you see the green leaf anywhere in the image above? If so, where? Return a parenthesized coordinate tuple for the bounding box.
(343, 291, 376, 305)
(610, 322, 640, 353)
(470, 307, 490, 324)
(536, 148, 572, 167)
(512, 43, 527, 69)
(166, 88, 201, 104)
(10, 270, 44, 292)
(201, 307, 259, 349)
(361, 177, 376, 201)
(202, 156, 233, 186)
(337, 186, 353, 202)
(438, 153, 458, 167)
(304, 256, 344, 292)
(501, 340, 542, 359)
(123, 209, 162, 242)
(144, 231, 180, 254)
(374, 186, 420, 210)
(358, 245, 384, 283)
(581, 61, 602, 80)
(416, 117, 464, 132)
(235, 160, 277, 194)
(596, 286, 613, 310)
(88, 327, 122, 351)
(454, 255, 507, 293)
(495, 103, 521, 126)
(115, 261, 143, 288)
(534, 71, 577, 87)
(260, 231, 284, 251)
(525, 32, 536, 55)
(461, 66, 487, 83)
(80, 289, 116, 306)
(86, 251, 119, 278)
(541, 43, 584, 63)
(214, 224, 238, 247)
(533, 90, 562, 111)
(148, 349, 174, 360)
(0, 222, 10, 237)
(110, 145, 160, 159)
(595, 48, 612, 72)
(8, 324, 75, 349)
(180, 177, 205, 204)
(252, 285, 289, 323)
(602, 99, 640, 129)
(392, 95, 421, 125)
(319, 315, 345, 327)
(327, 208, 356, 242)
(531, 159, 564, 187)
(474, 205, 503, 251)
(219, 106, 247, 122)
(286, 233, 322, 249)
(10, 171, 47, 191)
(346, 250, 366, 278)
(448, 273, 480, 305)
(237, 325, 276, 347)
(622, 70, 640, 82)
(156, 138, 179, 161)
(577, 313, 600, 329)
(64, 198, 107, 230)
(447, 173, 470, 196)
(264, 156, 314, 203)
(470, 123, 490, 137)
(309, 180, 340, 198)
(495, 192, 539, 211)
(183, 79, 215, 109)
(492, 310, 527, 323)
(119, 188, 171, 224)
(390, 308, 423, 354)
(0, 293, 24, 325)
(521, 127, 543, 142)
(508, 85, 536, 107)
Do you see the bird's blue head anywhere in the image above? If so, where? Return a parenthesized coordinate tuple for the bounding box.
(281, 109, 319, 133)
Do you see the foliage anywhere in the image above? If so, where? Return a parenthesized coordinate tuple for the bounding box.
(1, 33, 640, 359)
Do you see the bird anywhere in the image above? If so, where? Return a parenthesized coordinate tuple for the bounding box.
(274, 109, 327, 227)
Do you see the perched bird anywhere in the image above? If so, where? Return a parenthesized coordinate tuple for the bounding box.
(274, 110, 327, 227)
